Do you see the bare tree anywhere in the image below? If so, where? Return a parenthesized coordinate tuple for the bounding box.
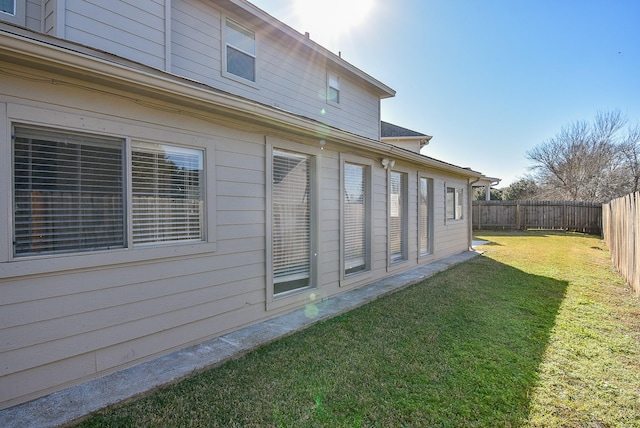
(527, 110, 635, 202)
(619, 125, 640, 194)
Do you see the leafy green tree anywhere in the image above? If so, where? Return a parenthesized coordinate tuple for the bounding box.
(502, 177, 539, 201)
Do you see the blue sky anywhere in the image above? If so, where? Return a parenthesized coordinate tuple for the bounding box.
(250, 0, 640, 186)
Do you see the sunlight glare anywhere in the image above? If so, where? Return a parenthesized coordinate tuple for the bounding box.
(294, 0, 374, 40)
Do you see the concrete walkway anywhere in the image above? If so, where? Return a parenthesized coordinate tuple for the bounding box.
(0, 250, 481, 428)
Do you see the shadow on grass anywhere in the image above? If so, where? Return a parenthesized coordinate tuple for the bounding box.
(77, 256, 567, 427)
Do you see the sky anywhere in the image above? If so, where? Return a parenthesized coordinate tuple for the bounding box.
(249, 0, 640, 187)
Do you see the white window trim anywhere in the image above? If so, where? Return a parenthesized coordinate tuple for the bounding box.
(0, 103, 217, 279)
(222, 16, 259, 88)
(339, 154, 373, 287)
(0, 0, 25, 26)
(265, 136, 321, 311)
(327, 72, 340, 106)
(418, 174, 434, 259)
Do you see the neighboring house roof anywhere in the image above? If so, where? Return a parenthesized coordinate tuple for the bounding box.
(381, 121, 429, 139)
(381, 121, 432, 150)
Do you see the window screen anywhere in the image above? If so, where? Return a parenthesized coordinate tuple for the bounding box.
(132, 142, 204, 245)
(272, 150, 311, 294)
(13, 126, 124, 256)
(344, 163, 367, 275)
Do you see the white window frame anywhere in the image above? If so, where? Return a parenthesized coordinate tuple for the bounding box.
(446, 185, 464, 221)
(1, 103, 216, 279)
(222, 17, 258, 86)
(327, 72, 340, 105)
(418, 175, 434, 257)
(388, 169, 409, 266)
(0, 0, 25, 26)
(265, 137, 320, 310)
(340, 154, 373, 285)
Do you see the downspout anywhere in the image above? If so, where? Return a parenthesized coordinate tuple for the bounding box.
(468, 177, 481, 250)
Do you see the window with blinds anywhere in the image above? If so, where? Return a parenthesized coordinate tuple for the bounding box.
(131, 142, 204, 245)
(389, 171, 408, 263)
(272, 150, 311, 295)
(419, 177, 432, 256)
(344, 163, 368, 275)
(13, 126, 125, 256)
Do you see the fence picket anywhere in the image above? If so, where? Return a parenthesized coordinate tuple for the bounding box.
(472, 200, 602, 235)
(603, 192, 640, 298)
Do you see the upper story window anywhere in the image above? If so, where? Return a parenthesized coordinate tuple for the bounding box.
(446, 186, 464, 220)
(327, 73, 340, 104)
(0, 0, 14, 15)
(225, 18, 256, 82)
(12, 125, 205, 257)
(0, 0, 24, 25)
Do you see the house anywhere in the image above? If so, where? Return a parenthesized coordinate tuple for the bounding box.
(381, 121, 501, 199)
(381, 121, 432, 154)
(0, 0, 492, 410)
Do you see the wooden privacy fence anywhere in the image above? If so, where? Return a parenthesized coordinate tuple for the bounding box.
(472, 200, 602, 235)
(603, 192, 640, 297)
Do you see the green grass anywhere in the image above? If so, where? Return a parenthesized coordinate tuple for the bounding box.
(75, 231, 640, 427)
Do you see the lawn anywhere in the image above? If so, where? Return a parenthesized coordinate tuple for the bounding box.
(75, 231, 640, 427)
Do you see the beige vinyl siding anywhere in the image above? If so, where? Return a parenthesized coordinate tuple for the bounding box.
(0, 52, 474, 409)
(171, 0, 221, 80)
(64, 0, 166, 69)
(33, 0, 383, 140)
(25, 0, 42, 30)
(434, 176, 471, 257)
(169, 0, 380, 140)
(319, 152, 341, 287)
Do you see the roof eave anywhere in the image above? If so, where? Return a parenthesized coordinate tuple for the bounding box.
(222, 0, 396, 99)
(0, 27, 479, 179)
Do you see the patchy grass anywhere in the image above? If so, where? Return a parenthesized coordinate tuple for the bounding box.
(75, 231, 640, 427)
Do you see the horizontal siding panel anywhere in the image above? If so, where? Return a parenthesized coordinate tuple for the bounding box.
(217, 195, 264, 211)
(95, 302, 264, 372)
(216, 181, 264, 198)
(217, 223, 264, 240)
(217, 210, 264, 226)
(2, 288, 265, 376)
(25, 0, 42, 31)
(0, 353, 95, 405)
(1, 252, 265, 330)
(217, 166, 265, 185)
(65, 0, 165, 68)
